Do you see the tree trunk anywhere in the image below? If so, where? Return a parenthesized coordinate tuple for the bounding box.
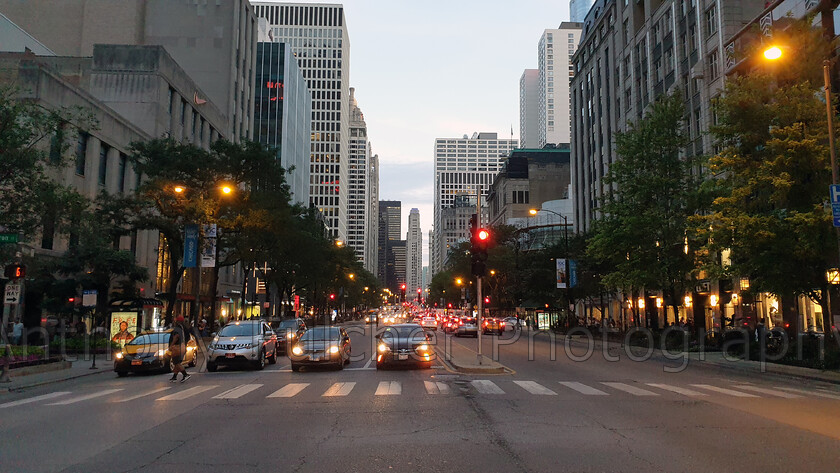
(208, 265, 220, 333)
(164, 262, 184, 327)
(780, 292, 799, 340)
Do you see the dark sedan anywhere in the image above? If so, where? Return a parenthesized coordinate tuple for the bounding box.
(376, 324, 434, 369)
(289, 326, 351, 371)
(273, 318, 307, 354)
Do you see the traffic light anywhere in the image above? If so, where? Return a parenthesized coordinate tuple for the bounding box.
(470, 220, 491, 277)
(484, 297, 490, 304)
(4, 264, 25, 279)
(329, 293, 335, 301)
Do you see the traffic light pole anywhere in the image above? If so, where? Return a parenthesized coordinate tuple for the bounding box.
(475, 190, 484, 365)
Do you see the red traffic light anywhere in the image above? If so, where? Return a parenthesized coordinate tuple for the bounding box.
(401, 284, 406, 290)
(67, 297, 75, 303)
(477, 229, 490, 241)
(4, 264, 25, 279)
(329, 294, 335, 300)
(447, 303, 453, 308)
(417, 288, 421, 293)
(484, 297, 490, 304)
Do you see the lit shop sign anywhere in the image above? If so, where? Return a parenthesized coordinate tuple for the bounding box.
(266, 81, 284, 101)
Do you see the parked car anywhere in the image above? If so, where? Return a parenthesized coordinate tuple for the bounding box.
(114, 329, 197, 377)
(289, 326, 351, 371)
(376, 323, 434, 369)
(206, 320, 278, 372)
(454, 317, 478, 337)
(482, 317, 505, 335)
(272, 318, 307, 355)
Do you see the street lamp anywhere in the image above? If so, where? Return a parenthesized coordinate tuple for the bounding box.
(529, 207, 574, 322)
(335, 240, 344, 247)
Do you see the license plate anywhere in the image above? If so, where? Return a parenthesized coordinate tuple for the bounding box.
(398, 354, 408, 361)
(225, 353, 236, 359)
(131, 360, 142, 366)
(311, 355, 322, 361)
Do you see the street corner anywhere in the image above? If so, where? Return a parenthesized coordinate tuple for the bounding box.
(431, 344, 511, 375)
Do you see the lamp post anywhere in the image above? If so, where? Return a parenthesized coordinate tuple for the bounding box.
(529, 208, 574, 324)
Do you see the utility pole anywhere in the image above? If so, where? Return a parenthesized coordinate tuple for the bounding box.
(475, 189, 484, 365)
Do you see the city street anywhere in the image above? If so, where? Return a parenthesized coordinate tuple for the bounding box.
(1, 322, 839, 473)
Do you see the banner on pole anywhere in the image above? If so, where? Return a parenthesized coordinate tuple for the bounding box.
(184, 224, 199, 268)
(200, 224, 217, 267)
(556, 259, 567, 289)
(569, 260, 578, 288)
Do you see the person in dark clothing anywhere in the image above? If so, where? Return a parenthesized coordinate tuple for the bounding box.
(169, 316, 191, 382)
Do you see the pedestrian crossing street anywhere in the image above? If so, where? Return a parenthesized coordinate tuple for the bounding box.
(3, 379, 840, 409)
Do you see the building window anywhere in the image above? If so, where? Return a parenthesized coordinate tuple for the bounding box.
(706, 6, 717, 37)
(75, 132, 88, 176)
(98, 144, 109, 186)
(708, 49, 719, 81)
(118, 153, 127, 193)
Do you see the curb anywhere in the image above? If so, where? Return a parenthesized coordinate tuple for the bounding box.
(432, 345, 510, 375)
(0, 363, 111, 393)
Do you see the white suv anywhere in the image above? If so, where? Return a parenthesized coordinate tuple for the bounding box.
(207, 320, 277, 371)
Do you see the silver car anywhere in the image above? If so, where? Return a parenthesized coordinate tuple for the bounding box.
(207, 320, 278, 371)
(455, 317, 478, 337)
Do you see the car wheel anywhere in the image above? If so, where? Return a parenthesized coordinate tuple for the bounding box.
(254, 351, 266, 370)
(188, 353, 197, 367)
(268, 348, 277, 365)
(116, 370, 128, 377)
(337, 360, 344, 370)
(376, 361, 385, 370)
(291, 364, 301, 372)
(167, 357, 175, 373)
(207, 361, 217, 372)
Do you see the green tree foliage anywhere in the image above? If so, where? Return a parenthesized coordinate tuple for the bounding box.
(587, 91, 697, 328)
(696, 20, 836, 333)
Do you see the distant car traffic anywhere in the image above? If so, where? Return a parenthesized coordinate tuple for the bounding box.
(482, 317, 505, 335)
(290, 326, 351, 371)
(419, 316, 437, 330)
(272, 318, 307, 355)
(206, 320, 278, 372)
(503, 317, 521, 331)
(114, 329, 197, 377)
(454, 317, 478, 337)
(376, 323, 434, 369)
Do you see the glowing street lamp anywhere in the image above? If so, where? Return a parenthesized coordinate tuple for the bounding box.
(763, 45, 782, 61)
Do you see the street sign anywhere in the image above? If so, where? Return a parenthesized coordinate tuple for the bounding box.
(830, 185, 840, 227)
(0, 233, 18, 244)
(82, 289, 97, 307)
(4, 283, 21, 304)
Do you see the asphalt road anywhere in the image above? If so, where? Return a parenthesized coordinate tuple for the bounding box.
(1, 322, 839, 473)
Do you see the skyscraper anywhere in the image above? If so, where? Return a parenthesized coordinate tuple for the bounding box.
(431, 133, 517, 276)
(538, 23, 581, 147)
(519, 69, 541, 149)
(406, 208, 422, 300)
(253, 2, 350, 239)
(347, 88, 373, 266)
(365, 154, 379, 275)
(377, 201, 401, 287)
(569, 0, 594, 22)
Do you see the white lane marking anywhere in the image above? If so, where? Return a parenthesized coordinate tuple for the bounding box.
(267, 383, 309, 398)
(113, 387, 172, 403)
(775, 386, 840, 400)
(46, 389, 123, 405)
(558, 382, 608, 396)
(690, 384, 759, 398)
(322, 382, 356, 397)
(212, 384, 264, 399)
(157, 385, 218, 401)
(0, 392, 71, 408)
(471, 380, 505, 394)
(345, 367, 376, 371)
(601, 382, 659, 396)
(513, 381, 557, 395)
(646, 383, 708, 397)
(732, 385, 801, 399)
(375, 381, 402, 395)
(363, 355, 374, 369)
(424, 381, 451, 394)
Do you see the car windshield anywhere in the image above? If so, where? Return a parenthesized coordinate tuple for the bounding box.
(127, 333, 168, 345)
(300, 327, 339, 341)
(381, 326, 426, 339)
(277, 320, 301, 330)
(219, 323, 262, 337)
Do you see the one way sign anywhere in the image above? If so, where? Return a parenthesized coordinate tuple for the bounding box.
(831, 185, 840, 227)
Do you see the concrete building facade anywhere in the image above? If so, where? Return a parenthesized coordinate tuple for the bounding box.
(431, 132, 517, 276)
(347, 87, 373, 266)
(538, 23, 582, 147)
(570, 0, 595, 23)
(439, 194, 488, 270)
(365, 153, 379, 275)
(0, 0, 258, 142)
(406, 208, 422, 299)
(252, 2, 351, 240)
(253, 41, 312, 205)
(377, 200, 401, 287)
(519, 69, 541, 149)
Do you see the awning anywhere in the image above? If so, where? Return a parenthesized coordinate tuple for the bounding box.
(109, 298, 165, 309)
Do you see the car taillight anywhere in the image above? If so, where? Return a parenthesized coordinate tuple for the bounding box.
(500, 322, 505, 326)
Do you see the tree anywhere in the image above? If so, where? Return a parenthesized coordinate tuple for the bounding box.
(696, 19, 835, 336)
(588, 91, 697, 329)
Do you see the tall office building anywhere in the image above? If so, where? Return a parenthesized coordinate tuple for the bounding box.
(431, 132, 517, 276)
(365, 153, 379, 274)
(347, 88, 373, 265)
(538, 23, 581, 147)
(519, 69, 541, 149)
(406, 208, 422, 300)
(253, 42, 312, 205)
(569, 0, 594, 22)
(253, 2, 351, 240)
(390, 240, 406, 292)
(0, 0, 258, 141)
(377, 200, 401, 287)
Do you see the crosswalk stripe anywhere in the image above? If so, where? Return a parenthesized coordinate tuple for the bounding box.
(471, 380, 505, 394)
(46, 389, 123, 405)
(514, 381, 557, 395)
(558, 381, 608, 396)
(424, 381, 450, 394)
(113, 387, 172, 403)
(732, 385, 801, 399)
(322, 382, 356, 397)
(690, 384, 758, 398)
(267, 383, 309, 398)
(375, 381, 402, 395)
(213, 384, 263, 399)
(774, 386, 840, 400)
(601, 382, 659, 396)
(157, 385, 218, 401)
(645, 383, 708, 397)
(0, 391, 71, 408)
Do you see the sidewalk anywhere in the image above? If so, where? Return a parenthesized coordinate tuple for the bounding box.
(433, 333, 509, 374)
(0, 356, 112, 393)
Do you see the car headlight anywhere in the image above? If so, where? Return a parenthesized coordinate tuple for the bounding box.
(378, 343, 390, 353)
(329, 346, 340, 354)
(292, 346, 303, 356)
(157, 349, 165, 357)
(116, 352, 124, 359)
(287, 333, 294, 339)
(417, 344, 429, 352)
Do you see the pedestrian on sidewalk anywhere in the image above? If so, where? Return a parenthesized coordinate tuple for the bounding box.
(12, 320, 24, 345)
(169, 315, 191, 383)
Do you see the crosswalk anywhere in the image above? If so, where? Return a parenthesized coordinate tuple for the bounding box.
(2, 379, 839, 409)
